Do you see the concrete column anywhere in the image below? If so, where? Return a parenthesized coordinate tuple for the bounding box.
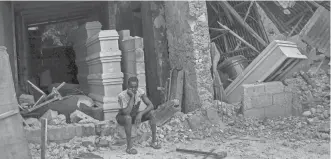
(164, 1, 213, 112)
(85, 30, 123, 120)
(141, 1, 170, 105)
(70, 21, 102, 94)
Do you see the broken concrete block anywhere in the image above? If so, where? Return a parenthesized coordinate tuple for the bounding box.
(76, 95, 94, 108)
(186, 115, 203, 130)
(40, 109, 59, 123)
(25, 118, 41, 128)
(49, 114, 66, 125)
(70, 110, 96, 123)
(19, 94, 35, 105)
(206, 108, 220, 124)
(225, 40, 307, 104)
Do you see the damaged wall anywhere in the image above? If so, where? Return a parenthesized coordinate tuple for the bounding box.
(164, 1, 213, 112)
(0, 2, 17, 90)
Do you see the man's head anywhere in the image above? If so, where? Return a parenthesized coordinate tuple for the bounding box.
(128, 77, 139, 94)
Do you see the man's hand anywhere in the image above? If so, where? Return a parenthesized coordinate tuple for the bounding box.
(135, 113, 142, 125)
(127, 89, 134, 97)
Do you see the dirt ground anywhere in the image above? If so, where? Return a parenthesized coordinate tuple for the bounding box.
(95, 138, 330, 159)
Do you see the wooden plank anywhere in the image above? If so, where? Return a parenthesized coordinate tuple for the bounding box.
(154, 99, 180, 126)
(40, 118, 48, 159)
(24, 10, 91, 24)
(210, 43, 227, 102)
(220, 1, 268, 47)
(217, 21, 260, 55)
(11, 2, 19, 93)
(288, 15, 305, 37)
(20, 2, 98, 16)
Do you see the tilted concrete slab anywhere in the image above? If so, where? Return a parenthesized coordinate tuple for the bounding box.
(225, 40, 307, 104)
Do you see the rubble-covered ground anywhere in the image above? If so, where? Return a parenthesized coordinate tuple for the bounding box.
(28, 65, 330, 159)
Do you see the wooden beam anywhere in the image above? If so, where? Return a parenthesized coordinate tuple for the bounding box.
(234, 1, 255, 50)
(285, 8, 310, 26)
(15, 1, 81, 12)
(211, 31, 229, 41)
(253, 3, 270, 44)
(20, 3, 96, 16)
(218, 21, 259, 55)
(40, 118, 48, 159)
(220, 1, 268, 47)
(288, 14, 305, 37)
(24, 11, 90, 25)
(28, 16, 87, 27)
(11, 2, 19, 93)
(217, 2, 235, 25)
(210, 1, 250, 25)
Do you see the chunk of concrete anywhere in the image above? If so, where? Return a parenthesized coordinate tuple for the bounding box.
(206, 108, 221, 124)
(187, 115, 203, 130)
(40, 109, 59, 122)
(70, 110, 96, 123)
(25, 118, 41, 128)
(19, 94, 35, 105)
(49, 114, 66, 125)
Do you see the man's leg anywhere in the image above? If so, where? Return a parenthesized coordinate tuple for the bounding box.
(116, 113, 138, 154)
(141, 110, 161, 149)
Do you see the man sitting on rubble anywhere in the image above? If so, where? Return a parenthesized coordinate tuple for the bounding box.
(116, 76, 161, 154)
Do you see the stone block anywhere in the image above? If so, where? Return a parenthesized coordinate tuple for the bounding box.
(119, 38, 135, 52)
(40, 109, 59, 123)
(81, 124, 96, 136)
(272, 92, 293, 105)
(25, 128, 41, 144)
(244, 108, 265, 119)
(86, 30, 120, 52)
(264, 105, 286, 118)
(251, 93, 273, 108)
(70, 110, 95, 123)
(134, 36, 144, 49)
(48, 127, 66, 141)
(243, 96, 252, 110)
(264, 81, 284, 94)
(19, 94, 35, 104)
(243, 83, 265, 97)
(284, 103, 293, 116)
(25, 118, 41, 128)
(136, 62, 145, 74)
(118, 30, 131, 41)
(75, 125, 84, 137)
(62, 125, 78, 140)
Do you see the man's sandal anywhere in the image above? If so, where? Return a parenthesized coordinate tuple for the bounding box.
(126, 148, 138, 154)
(150, 142, 161, 149)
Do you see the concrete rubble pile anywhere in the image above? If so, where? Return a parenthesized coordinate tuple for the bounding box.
(285, 69, 330, 122)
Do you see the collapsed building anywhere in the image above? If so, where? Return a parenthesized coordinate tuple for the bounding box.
(0, 1, 330, 158)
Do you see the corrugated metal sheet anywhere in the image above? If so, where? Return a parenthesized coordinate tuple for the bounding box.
(299, 6, 330, 56)
(257, 1, 316, 36)
(207, 1, 269, 62)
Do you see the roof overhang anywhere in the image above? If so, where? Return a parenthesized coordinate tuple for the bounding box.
(14, 1, 102, 26)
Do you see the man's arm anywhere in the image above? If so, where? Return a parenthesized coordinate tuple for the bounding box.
(139, 94, 154, 115)
(119, 96, 135, 115)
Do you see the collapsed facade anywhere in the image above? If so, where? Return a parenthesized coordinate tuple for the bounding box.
(0, 1, 329, 120)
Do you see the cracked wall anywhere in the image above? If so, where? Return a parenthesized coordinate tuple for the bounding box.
(164, 1, 213, 112)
